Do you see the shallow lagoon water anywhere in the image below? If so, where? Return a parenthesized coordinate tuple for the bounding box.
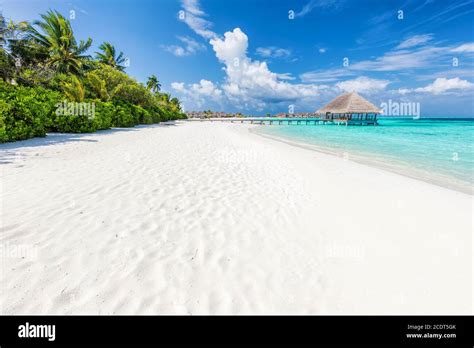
(255, 118, 474, 194)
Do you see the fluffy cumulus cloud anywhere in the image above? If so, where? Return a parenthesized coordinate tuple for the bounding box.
(190, 79, 222, 97)
(172, 79, 221, 97)
(172, 0, 474, 113)
(414, 77, 474, 94)
(208, 28, 325, 108)
(170, 0, 337, 111)
(172, 23, 327, 111)
(171, 79, 222, 109)
(336, 76, 390, 94)
(170, 82, 186, 93)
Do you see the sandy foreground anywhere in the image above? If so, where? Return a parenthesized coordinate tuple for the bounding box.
(0, 121, 472, 314)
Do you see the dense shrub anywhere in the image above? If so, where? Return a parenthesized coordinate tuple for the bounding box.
(1, 10, 185, 143)
(0, 79, 185, 143)
(93, 101, 114, 130)
(50, 99, 131, 133)
(50, 112, 97, 133)
(0, 99, 11, 142)
(0, 81, 61, 142)
(129, 104, 152, 124)
(107, 101, 136, 127)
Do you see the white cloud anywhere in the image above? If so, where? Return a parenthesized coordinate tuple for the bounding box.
(172, 79, 222, 98)
(210, 28, 248, 63)
(179, 36, 206, 54)
(351, 45, 446, 71)
(256, 47, 291, 58)
(414, 77, 474, 94)
(276, 73, 295, 80)
(164, 46, 185, 57)
(318, 48, 327, 53)
(296, 0, 343, 17)
(171, 82, 186, 92)
(173, 1, 348, 111)
(190, 79, 222, 97)
(302, 39, 474, 81)
(336, 76, 390, 94)
(180, 0, 217, 39)
(451, 43, 474, 53)
(395, 77, 474, 96)
(300, 68, 354, 83)
(181, 0, 205, 16)
(301, 42, 455, 80)
(208, 28, 325, 108)
(162, 36, 206, 57)
(396, 34, 433, 49)
(171, 79, 223, 109)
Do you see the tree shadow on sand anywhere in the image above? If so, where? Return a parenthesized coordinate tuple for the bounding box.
(0, 121, 180, 164)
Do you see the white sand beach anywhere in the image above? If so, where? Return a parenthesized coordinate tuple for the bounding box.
(0, 121, 472, 314)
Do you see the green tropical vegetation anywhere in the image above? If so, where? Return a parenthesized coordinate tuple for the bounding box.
(96, 41, 126, 71)
(0, 10, 186, 143)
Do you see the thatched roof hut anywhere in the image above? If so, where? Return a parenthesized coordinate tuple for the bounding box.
(316, 91, 381, 115)
(315, 91, 380, 125)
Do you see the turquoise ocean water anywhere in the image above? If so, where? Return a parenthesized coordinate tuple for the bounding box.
(255, 118, 473, 194)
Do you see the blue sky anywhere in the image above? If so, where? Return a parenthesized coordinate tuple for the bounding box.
(1, 0, 474, 116)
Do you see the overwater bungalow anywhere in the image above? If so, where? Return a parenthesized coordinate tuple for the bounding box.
(316, 91, 381, 125)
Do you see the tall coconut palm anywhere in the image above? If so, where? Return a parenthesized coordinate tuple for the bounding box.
(170, 97, 181, 111)
(26, 10, 92, 74)
(95, 42, 126, 71)
(146, 74, 161, 93)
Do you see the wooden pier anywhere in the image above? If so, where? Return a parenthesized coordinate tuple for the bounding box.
(186, 91, 381, 127)
(189, 117, 378, 126)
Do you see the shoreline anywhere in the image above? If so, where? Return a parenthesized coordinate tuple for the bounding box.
(1, 121, 472, 314)
(250, 126, 473, 196)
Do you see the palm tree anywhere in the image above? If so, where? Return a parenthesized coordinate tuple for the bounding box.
(62, 75, 85, 102)
(159, 92, 171, 103)
(26, 10, 92, 74)
(146, 74, 161, 93)
(95, 42, 126, 71)
(170, 97, 181, 111)
(0, 13, 7, 48)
